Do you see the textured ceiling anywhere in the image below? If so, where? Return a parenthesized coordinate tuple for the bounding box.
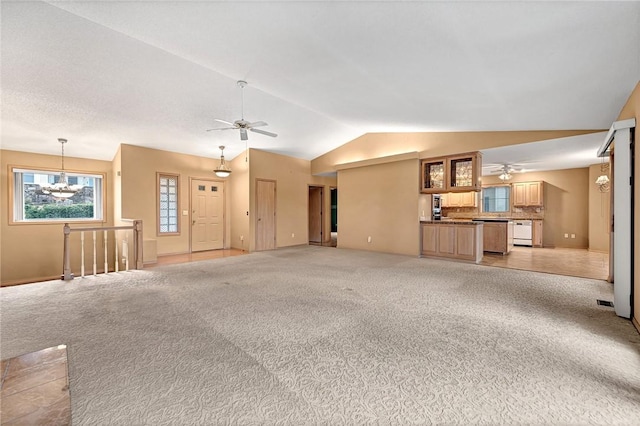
(1, 1, 638, 170)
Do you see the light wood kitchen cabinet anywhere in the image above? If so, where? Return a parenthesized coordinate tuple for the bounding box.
(421, 222, 483, 263)
(441, 191, 477, 207)
(460, 191, 477, 207)
(448, 152, 482, 192)
(421, 224, 439, 255)
(512, 181, 544, 207)
(421, 152, 482, 193)
(420, 158, 447, 193)
(532, 219, 543, 247)
(482, 221, 513, 254)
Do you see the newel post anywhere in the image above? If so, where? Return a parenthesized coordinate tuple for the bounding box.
(133, 220, 144, 270)
(62, 223, 74, 281)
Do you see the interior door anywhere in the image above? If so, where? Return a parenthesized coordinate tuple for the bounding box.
(255, 179, 276, 251)
(309, 186, 323, 244)
(191, 179, 224, 252)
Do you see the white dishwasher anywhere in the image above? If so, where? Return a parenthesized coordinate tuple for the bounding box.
(513, 220, 533, 246)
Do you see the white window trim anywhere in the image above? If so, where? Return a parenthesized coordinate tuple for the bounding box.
(157, 173, 180, 236)
(10, 166, 105, 224)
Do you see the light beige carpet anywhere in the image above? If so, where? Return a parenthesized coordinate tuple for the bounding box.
(1, 246, 639, 424)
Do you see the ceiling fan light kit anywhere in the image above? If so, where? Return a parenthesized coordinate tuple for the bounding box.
(495, 164, 516, 181)
(40, 138, 84, 199)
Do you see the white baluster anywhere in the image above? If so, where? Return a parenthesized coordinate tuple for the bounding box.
(93, 230, 97, 276)
(115, 230, 119, 273)
(81, 231, 85, 278)
(123, 237, 129, 271)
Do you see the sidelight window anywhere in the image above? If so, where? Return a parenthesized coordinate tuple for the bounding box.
(158, 173, 179, 235)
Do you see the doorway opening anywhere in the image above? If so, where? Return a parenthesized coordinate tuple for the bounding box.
(308, 186, 324, 245)
(331, 187, 337, 247)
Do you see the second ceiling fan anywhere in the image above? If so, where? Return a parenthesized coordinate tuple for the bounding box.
(207, 80, 278, 141)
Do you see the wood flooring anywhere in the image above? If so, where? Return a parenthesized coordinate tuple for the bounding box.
(480, 246, 609, 280)
(147, 248, 246, 267)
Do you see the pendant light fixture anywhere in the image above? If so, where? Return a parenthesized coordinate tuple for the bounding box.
(595, 158, 610, 192)
(214, 145, 232, 178)
(40, 138, 84, 199)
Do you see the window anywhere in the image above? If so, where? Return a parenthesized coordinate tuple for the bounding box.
(158, 173, 179, 235)
(482, 186, 510, 213)
(12, 168, 104, 222)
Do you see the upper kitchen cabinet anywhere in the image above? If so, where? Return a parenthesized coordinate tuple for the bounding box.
(421, 158, 447, 193)
(512, 181, 544, 207)
(421, 152, 482, 193)
(441, 191, 478, 207)
(448, 152, 482, 191)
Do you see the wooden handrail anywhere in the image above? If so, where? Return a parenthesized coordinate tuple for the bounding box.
(66, 225, 135, 233)
(62, 220, 143, 281)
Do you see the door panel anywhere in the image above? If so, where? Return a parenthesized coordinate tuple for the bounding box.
(191, 179, 224, 252)
(256, 179, 276, 251)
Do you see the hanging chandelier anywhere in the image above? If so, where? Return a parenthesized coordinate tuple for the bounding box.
(214, 145, 232, 178)
(40, 138, 84, 199)
(595, 160, 610, 192)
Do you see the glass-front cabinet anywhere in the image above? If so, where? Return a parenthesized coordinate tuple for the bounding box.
(420, 152, 482, 193)
(421, 158, 446, 193)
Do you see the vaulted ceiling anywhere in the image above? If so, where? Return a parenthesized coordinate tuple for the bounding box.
(2, 1, 639, 169)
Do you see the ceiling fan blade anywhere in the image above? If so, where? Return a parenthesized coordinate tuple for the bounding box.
(206, 127, 235, 132)
(240, 128, 248, 141)
(248, 121, 268, 128)
(250, 128, 278, 137)
(214, 118, 234, 126)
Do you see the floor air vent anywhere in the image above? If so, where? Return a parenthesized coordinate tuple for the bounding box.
(597, 299, 614, 307)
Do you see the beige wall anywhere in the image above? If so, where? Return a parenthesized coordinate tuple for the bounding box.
(615, 80, 639, 331)
(587, 163, 611, 253)
(1, 149, 114, 285)
(119, 144, 229, 256)
(484, 169, 590, 249)
(311, 130, 603, 175)
(112, 146, 123, 224)
(337, 158, 420, 256)
(229, 150, 251, 251)
(248, 149, 336, 252)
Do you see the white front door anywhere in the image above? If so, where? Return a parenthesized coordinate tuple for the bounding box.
(191, 179, 224, 252)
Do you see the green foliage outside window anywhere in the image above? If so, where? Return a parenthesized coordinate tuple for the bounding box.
(25, 203, 94, 219)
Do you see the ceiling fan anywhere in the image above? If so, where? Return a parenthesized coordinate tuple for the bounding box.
(488, 164, 523, 181)
(206, 80, 278, 141)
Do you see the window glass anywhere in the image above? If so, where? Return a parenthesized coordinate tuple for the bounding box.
(12, 168, 103, 222)
(482, 186, 510, 213)
(158, 174, 179, 234)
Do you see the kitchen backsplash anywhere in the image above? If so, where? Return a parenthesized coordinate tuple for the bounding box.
(444, 205, 544, 220)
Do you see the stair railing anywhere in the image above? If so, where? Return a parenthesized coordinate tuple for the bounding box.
(62, 220, 143, 281)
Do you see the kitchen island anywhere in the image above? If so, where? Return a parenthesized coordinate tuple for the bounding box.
(472, 218, 514, 254)
(420, 220, 483, 263)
